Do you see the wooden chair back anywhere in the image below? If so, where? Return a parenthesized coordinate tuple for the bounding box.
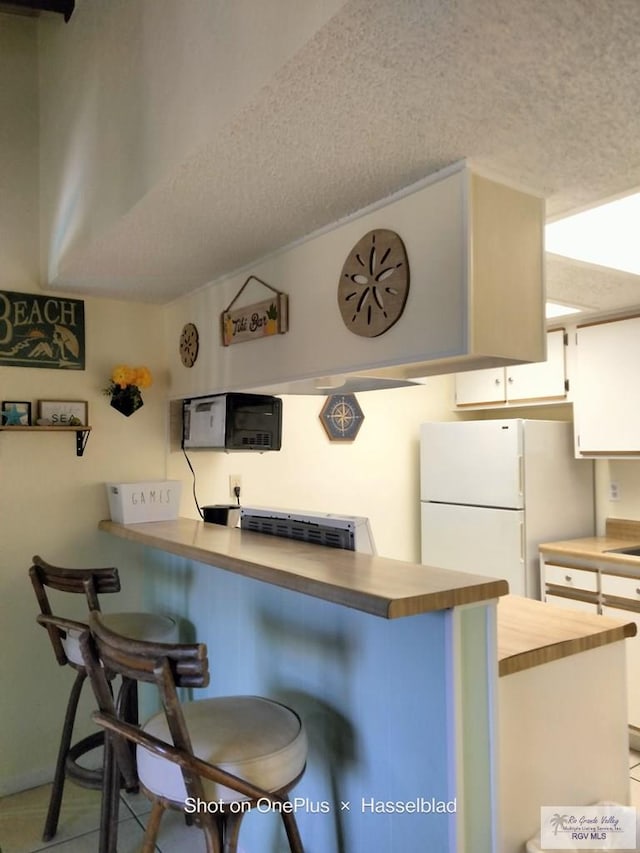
(85, 608, 208, 689)
(80, 612, 305, 852)
(81, 609, 210, 800)
(29, 554, 121, 666)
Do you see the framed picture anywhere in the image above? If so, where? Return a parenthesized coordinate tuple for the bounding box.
(1, 401, 32, 426)
(38, 400, 88, 426)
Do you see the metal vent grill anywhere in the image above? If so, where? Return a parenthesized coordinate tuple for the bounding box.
(241, 514, 355, 550)
(240, 432, 271, 447)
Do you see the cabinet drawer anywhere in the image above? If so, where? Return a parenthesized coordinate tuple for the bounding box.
(601, 573, 640, 604)
(545, 593, 599, 614)
(544, 563, 598, 592)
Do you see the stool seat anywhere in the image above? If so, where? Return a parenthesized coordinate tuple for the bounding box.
(62, 612, 179, 666)
(138, 695, 307, 803)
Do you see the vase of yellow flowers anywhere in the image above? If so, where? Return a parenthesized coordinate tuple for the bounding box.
(105, 365, 152, 417)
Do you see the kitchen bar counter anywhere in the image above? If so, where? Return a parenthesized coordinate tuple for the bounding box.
(99, 515, 503, 850)
(98, 516, 508, 618)
(99, 519, 636, 657)
(99, 518, 636, 852)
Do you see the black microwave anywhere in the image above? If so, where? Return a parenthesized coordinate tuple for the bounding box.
(182, 393, 282, 451)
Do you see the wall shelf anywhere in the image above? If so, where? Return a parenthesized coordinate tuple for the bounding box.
(0, 425, 91, 456)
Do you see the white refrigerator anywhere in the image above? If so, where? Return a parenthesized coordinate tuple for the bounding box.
(420, 419, 594, 598)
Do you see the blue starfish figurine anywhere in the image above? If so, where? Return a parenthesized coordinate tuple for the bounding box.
(1, 404, 27, 425)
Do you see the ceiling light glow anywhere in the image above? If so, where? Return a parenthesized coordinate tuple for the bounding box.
(545, 301, 584, 319)
(545, 192, 640, 275)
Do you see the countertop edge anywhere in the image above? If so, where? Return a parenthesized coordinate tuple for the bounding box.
(497, 595, 637, 677)
(498, 623, 636, 677)
(98, 518, 508, 618)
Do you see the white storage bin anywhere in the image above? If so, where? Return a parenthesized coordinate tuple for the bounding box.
(106, 481, 182, 524)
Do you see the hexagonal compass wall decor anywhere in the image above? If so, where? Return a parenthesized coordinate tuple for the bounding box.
(320, 394, 365, 442)
(338, 229, 410, 337)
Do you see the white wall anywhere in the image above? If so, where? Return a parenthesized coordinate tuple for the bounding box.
(169, 378, 454, 563)
(595, 459, 640, 535)
(0, 16, 176, 794)
(0, 294, 172, 796)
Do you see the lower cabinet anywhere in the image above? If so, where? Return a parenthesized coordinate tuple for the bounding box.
(602, 605, 640, 734)
(541, 556, 640, 738)
(542, 561, 599, 613)
(545, 593, 598, 613)
(602, 572, 640, 734)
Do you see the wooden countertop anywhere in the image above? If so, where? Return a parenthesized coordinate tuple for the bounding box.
(98, 517, 508, 619)
(539, 518, 640, 566)
(99, 519, 636, 671)
(497, 594, 637, 676)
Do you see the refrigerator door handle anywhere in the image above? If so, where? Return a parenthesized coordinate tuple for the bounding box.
(520, 521, 525, 562)
(518, 454, 524, 497)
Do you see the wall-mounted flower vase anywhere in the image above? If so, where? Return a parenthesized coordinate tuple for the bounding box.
(105, 365, 152, 417)
(110, 385, 143, 417)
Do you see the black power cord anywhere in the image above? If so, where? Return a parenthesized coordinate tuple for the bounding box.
(182, 446, 204, 519)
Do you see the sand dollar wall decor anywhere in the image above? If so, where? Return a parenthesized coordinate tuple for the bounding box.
(179, 322, 199, 367)
(338, 229, 410, 337)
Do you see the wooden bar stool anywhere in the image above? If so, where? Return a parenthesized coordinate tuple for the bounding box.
(80, 609, 308, 853)
(29, 555, 179, 842)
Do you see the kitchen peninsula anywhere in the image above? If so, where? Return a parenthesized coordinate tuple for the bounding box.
(540, 518, 640, 759)
(99, 517, 636, 853)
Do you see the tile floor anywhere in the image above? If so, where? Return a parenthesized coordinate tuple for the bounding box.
(3, 758, 640, 852)
(0, 781, 208, 853)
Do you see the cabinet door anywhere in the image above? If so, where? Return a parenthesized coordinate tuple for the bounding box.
(453, 329, 566, 407)
(574, 316, 640, 454)
(602, 604, 640, 729)
(454, 367, 505, 405)
(505, 328, 566, 402)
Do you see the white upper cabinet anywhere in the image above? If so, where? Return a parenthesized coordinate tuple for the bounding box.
(165, 164, 545, 399)
(455, 366, 506, 406)
(574, 316, 640, 456)
(454, 329, 567, 407)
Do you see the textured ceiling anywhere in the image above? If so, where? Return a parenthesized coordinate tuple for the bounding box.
(54, 0, 640, 313)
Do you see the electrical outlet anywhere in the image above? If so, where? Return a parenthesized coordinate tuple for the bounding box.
(610, 481, 621, 501)
(229, 474, 242, 500)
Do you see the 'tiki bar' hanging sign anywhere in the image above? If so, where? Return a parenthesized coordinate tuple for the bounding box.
(221, 276, 288, 347)
(0, 290, 85, 370)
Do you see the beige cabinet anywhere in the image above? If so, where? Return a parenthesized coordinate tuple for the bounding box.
(167, 166, 546, 399)
(602, 571, 640, 733)
(454, 329, 567, 407)
(542, 560, 599, 611)
(541, 552, 640, 741)
(545, 593, 598, 613)
(574, 315, 640, 456)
